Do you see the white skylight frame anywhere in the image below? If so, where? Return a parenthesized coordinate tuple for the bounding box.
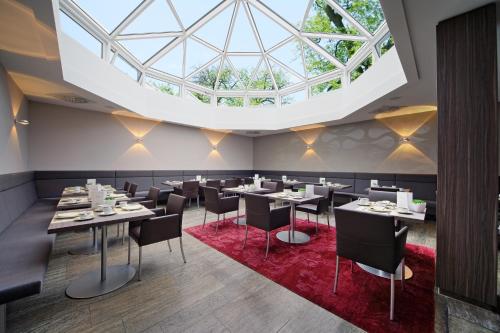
(58, 0, 391, 108)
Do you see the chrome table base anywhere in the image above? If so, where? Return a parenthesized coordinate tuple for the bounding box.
(276, 230, 310, 244)
(356, 262, 413, 281)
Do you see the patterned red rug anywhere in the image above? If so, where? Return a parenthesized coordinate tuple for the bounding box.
(185, 217, 435, 333)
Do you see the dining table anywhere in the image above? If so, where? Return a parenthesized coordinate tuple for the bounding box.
(48, 204, 154, 299)
(56, 193, 130, 211)
(265, 192, 323, 244)
(61, 185, 116, 197)
(337, 200, 426, 281)
(162, 179, 227, 188)
(221, 186, 273, 225)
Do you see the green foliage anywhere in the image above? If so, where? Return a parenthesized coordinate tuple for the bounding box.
(249, 97, 275, 106)
(337, 0, 385, 34)
(311, 78, 342, 96)
(350, 55, 372, 82)
(191, 91, 210, 104)
(147, 79, 178, 96)
(217, 97, 243, 107)
(379, 34, 394, 55)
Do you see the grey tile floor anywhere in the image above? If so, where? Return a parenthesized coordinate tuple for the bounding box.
(5, 199, 499, 332)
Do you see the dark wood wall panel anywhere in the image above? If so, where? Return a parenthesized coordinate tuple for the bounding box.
(436, 4, 498, 307)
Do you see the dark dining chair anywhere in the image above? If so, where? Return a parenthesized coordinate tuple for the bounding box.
(333, 208, 408, 320)
(205, 179, 222, 193)
(128, 194, 187, 280)
(128, 183, 138, 197)
(203, 186, 239, 233)
(243, 177, 254, 185)
(368, 189, 397, 203)
(130, 186, 161, 207)
(243, 194, 291, 259)
(115, 181, 131, 194)
(174, 181, 200, 208)
(224, 178, 240, 189)
(296, 186, 330, 233)
(262, 181, 278, 192)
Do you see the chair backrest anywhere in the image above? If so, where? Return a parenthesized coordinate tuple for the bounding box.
(124, 181, 131, 192)
(129, 183, 138, 197)
(263, 181, 278, 192)
(243, 177, 254, 185)
(245, 194, 271, 230)
(206, 180, 221, 192)
(166, 194, 187, 227)
(334, 208, 399, 273)
(274, 180, 284, 192)
(368, 190, 397, 203)
(203, 186, 221, 212)
(147, 187, 160, 206)
(224, 178, 240, 188)
(182, 181, 199, 199)
(314, 185, 329, 198)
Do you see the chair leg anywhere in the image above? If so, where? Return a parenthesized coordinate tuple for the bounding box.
(265, 231, 270, 259)
(327, 214, 330, 229)
(223, 213, 226, 222)
(127, 235, 131, 264)
(390, 273, 395, 320)
(122, 223, 125, 245)
(197, 195, 199, 208)
(189, 198, 191, 207)
(138, 247, 142, 281)
(315, 215, 319, 234)
(167, 240, 172, 252)
(401, 258, 405, 290)
(179, 237, 186, 263)
(243, 224, 248, 248)
(333, 255, 339, 294)
(307, 213, 310, 222)
(117, 224, 120, 237)
(202, 209, 207, 229)
(215, 214, 219, 233)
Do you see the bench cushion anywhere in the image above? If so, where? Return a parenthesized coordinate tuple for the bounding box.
(0, 199, 56, 304)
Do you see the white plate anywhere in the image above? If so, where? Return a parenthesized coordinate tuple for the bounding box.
(370, 207, 391, 213)
(397, 209, 412, 215)
(75, 215, 94, 221)
(121, 205, 142, 211)
(55, 212, 79, 219)
(357, 202, 370, 206)
(98, 211, 117, 216)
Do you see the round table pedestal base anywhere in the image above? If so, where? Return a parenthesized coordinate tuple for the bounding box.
(356, 263, 413, 281)
(276, 231, 310, 244)
(66, 265, 135, 299)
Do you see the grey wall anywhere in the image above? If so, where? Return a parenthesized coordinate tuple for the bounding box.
(0, 64, 29, 174)
(28, 102, 253, 171)
(253, 111, 437, 174)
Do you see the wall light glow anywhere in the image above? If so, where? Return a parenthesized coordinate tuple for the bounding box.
(14, 118, 29, 125)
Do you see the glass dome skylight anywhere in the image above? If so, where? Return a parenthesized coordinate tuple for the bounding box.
(59, 0, 393, 108)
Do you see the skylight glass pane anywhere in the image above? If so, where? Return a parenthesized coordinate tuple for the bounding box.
(378, 33, 394, 56)
(170, 0, 220, 28)
(194, 3, 234, 50)
(118, 37, 172, 64)
(269, 60, 301, 89)
(188, 90, 211, 104)
(282, 90, 306, 106)
(59, 11, 102, 57)
(311, 78, 342, 96)
(228, 56, 261, 88)
(249, 5, 291, 50)
(302, 44, 336, 78)
(248, 61, 274, 91)
(303, 0, 360, 35)
(334, 0, 385, 34)
(260, 0, 310, 28)
(185, 38, 219, 76)
(350, 54, 373, 82)
(269, 39, 305, 77)
(73, 0, 141, 32)
(189, 59, 221, 89)
(250, 97, 275, 107)
(113, 55, 139, 81)
(122, 0, 180, 34)
(144, 76, 180, 96)
(151, 43, 184, 77)
(217, 97, 243, 107)
(218, 59, 244, 91)
(309, 38, 363, 64)
(227, 5, 260, 53)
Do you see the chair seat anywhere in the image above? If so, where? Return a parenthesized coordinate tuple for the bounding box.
(296, 204, 319, 214)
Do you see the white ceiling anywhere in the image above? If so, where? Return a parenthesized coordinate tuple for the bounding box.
(0, 0, 497, 136)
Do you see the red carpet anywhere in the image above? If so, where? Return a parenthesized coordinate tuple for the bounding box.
(185, 217, 435, 333)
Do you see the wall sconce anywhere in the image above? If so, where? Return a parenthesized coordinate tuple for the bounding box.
(135, 137, 143, 143)
(14, 119, 30, 126)
(306, 144, 312, 150)
(212, 145, 218, 151)
(400, 137, 410, 143)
